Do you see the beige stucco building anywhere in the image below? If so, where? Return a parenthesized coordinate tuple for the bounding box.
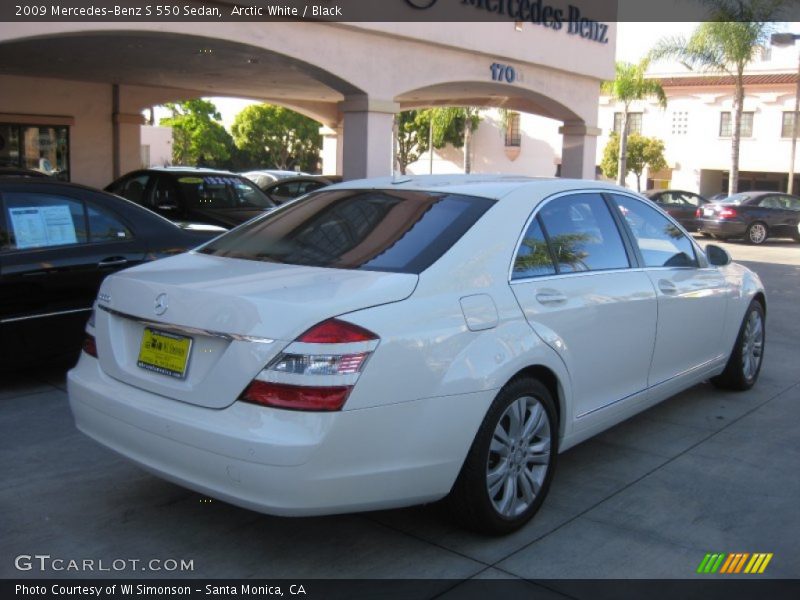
(0, 2, 615, 188)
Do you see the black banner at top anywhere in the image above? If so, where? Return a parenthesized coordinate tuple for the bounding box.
(1, 0, 799, 22)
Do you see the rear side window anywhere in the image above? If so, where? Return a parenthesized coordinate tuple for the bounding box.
(87, 203, 132, 242)
(200, 190, 495, 274)
(536, 193, 630, 273)
(1, 192, 87, 251)
(612, 195, 698, 268)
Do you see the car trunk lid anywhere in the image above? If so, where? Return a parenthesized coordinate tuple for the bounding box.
(93, 252, 417, 408)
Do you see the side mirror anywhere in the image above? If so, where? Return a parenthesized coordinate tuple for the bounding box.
(706, 244, 731, 267)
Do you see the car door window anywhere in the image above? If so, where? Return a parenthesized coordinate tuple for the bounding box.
(270, 181, 301, 203)
(111, 174, 150, 206)
(151, 176, 181, 211)
(679, 193, 703, 207)
(786, 197, 800, 211)
(535, 193, 630, 273)
(1, 192, 87, 251)
(87, 203, 132, 242)
(612, 195, 698, 268)
(758, 196, 783, 209)
(512, 216, 557, 279)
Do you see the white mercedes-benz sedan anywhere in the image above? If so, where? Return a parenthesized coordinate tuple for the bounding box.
(68, 176, 766, 534)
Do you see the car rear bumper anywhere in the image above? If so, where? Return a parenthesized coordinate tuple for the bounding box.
(697, 219, 746, 237)
(67, 353, 493, 516)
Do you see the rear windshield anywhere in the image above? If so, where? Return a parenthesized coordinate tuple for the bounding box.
(198, 189, 495, 274)
(175, 175, 274, 209)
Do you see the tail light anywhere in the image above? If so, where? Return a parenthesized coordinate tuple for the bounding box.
(719, 207, 738, 219)
(82, 334, 98, 358)
(241, 319, 379, 412)
(695, 208, 702, 217)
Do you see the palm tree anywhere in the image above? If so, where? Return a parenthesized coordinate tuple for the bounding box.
(601, 59, 667, 187)
(648, 0, 788, 195)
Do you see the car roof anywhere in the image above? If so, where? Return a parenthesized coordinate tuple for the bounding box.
(143, 166, 241, 176)
(0, 178, 110, 194)
(325, 174, 631, 201)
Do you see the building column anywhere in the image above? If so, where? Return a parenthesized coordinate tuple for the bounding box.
(559, 122, 602, 180)
(319, 124, 343, 176)
(340, 96, 399, 180)
(113, 84, 146, 178)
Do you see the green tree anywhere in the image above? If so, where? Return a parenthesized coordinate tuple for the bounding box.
(395, 110, 429, 175)
(601, 59, 667, 188)
(231, 104, 321, 172)
(159, 99, 232, 167)
(394, 108, 481, 175)
(649, 0, 789, 195)
(601, 132, 668, 192)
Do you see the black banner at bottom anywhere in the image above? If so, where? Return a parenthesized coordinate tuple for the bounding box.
(4, 579, 800, 600)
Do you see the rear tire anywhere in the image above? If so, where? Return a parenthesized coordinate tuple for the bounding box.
(446, 377, 558, 535)
(745, 222, 768, 245)
(711, 300, 765, 391)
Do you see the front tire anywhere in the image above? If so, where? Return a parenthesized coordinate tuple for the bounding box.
(712, 300, 765, 391)
(446, 377, 558, 535)
(745, 221, 768, 245)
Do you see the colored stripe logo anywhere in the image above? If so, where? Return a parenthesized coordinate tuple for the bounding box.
(697, 553, 773, 574)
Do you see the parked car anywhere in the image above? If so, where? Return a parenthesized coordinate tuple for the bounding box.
(696, 191, 800, 244)
(258, 175, 336, 205)
(106, 167, 276, 229)
(643, 189, 709, 231)
(0, 178, 223, 369)
(0, 166, 51, 178)
(242, 169, 311, 188)
(68, 176, 765, 534)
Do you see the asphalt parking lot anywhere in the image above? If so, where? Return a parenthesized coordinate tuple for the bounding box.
(2, 236, 799, 588)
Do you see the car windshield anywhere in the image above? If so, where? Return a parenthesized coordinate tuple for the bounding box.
(175, 175, 275, 209)
(199, 189, 495, 274)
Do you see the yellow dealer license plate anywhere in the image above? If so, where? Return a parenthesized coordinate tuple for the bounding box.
(137, 328, 193, 379)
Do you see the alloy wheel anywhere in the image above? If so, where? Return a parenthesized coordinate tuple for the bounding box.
(486, 396, 551, 518)
(748, 223, 767, 244)
(742, 308, 764, 381)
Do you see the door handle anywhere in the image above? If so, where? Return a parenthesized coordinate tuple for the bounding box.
(535, 290, 567, 306)
(658, 279, 678, 295)
(98, 257, 128, 268)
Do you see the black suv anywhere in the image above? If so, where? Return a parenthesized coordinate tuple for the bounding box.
(107, 167, 276, 229)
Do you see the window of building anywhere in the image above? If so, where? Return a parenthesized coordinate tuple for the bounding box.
(504, 112, 521, 147)
(782, 112, 799, 138)
(0, 123, 70, 180)
(613, 112, 643, 135)
(719, 112, 754, 138)
(671, 111, 689, 135)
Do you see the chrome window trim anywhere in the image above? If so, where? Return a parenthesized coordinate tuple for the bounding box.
(508, 188, 633, 283)
(1, 307, 92, 324)
(508, 188, 709, 284)
(97, 305, 274, 345)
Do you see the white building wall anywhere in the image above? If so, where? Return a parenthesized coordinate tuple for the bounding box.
(140, 125, 173, 168)
(406, 109, 562, 178)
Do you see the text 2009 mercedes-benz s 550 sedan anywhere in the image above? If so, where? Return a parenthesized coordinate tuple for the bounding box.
(68, 176, 766, 535)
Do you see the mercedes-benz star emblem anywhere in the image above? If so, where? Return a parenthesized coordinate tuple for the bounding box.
(405, 0, 438, 9)
(154, 293, 168, 316)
